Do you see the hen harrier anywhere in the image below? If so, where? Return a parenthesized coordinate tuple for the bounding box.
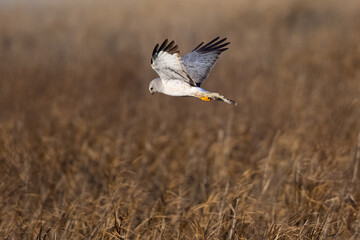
(149, 37, 237, 105)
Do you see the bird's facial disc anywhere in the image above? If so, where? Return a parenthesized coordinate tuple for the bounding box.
(149, 86, 155, 95)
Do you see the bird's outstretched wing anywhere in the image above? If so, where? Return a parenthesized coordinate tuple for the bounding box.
(181, 37, 230, 87)
(151, 39, 196, 86)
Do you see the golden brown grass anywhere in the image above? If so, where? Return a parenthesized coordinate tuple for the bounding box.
(0, 0, 359, 239)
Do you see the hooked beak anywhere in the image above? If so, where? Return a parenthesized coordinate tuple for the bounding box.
(149, 90, 154, 95)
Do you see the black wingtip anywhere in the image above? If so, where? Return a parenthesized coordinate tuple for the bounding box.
(192, 41, 204, 52)
(158, 39, 168, 52)
(151, 39, 180, 64)
(194, 36, 230, 53)
(202, 36, 220, 49)
(163, 40, 175, 52)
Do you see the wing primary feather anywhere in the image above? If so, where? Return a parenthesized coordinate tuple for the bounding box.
(210, 38, 227, 48)
(158, 39, 168, 52)
(201, 38, 227, 51)
(192, 41, 204, 51)
(219, 47, 229, 52)
(196, 38, 230, 53)
(168, 45, 179, 54)
(201, 36, 220, 49)
(163, 40, 175, 52)
(212, 42, 230, 51)
(204, 37, 227, 50)
(152, 43, 159, 58)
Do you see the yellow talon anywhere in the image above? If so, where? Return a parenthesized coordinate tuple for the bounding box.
(200, 96, 211, 101)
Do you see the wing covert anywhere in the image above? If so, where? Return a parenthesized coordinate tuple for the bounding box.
(151, 39, 196, 86)
(181, 37, 230, 87)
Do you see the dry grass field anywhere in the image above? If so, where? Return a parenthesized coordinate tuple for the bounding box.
(0, 0, 360, 239)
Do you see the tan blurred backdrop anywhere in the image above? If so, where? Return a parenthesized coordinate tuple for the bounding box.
(0, 0, 359, 239)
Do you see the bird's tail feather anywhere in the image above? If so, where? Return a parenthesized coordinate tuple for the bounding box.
(207, 92, 237, 106)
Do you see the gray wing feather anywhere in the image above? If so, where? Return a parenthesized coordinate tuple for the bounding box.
(181, 37, 230, 87)
(151, 39, 196, 86)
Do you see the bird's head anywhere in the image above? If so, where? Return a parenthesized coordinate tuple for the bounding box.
(149, 78, 161, 95)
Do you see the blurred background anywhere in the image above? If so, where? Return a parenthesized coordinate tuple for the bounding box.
(0, 0, 359, 239)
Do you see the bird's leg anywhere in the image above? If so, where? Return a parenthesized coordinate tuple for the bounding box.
(195, 91, 212, 101)
(196, 92, 236, 105)
(199, 96, 211, 101)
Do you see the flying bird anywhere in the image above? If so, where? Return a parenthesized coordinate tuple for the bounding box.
(149, 37, 237, 105)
